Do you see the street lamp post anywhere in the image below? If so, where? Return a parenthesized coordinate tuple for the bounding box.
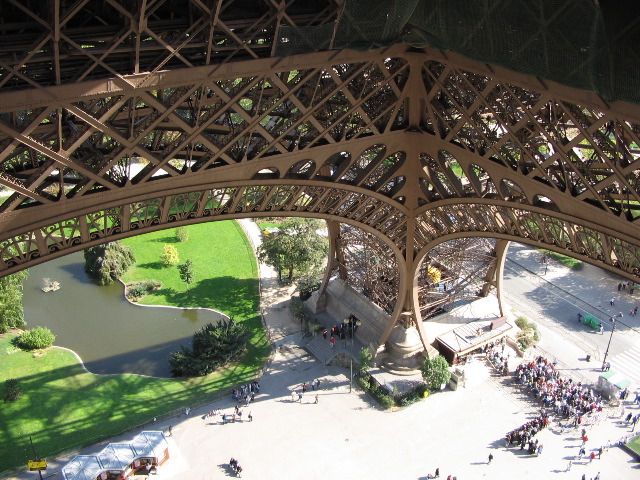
(601, 317, 617, 371)
(342, 318, 352, 392)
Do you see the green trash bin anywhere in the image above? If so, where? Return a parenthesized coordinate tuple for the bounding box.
(582, 314, 601, 330)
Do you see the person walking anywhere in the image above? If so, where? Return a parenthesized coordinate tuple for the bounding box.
(329, 336, 336, 348)
(566, 460, 572, 472)
(610, 297, 615, 306)
(589, 451, 595, 463)
(168, 425, 172, 436)
(314, 394, 318, 404)
(248, 410, 253, 422)
(488, 453, 493, 464)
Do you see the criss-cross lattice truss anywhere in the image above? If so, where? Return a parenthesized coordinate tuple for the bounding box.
(1, 1, 640, 354)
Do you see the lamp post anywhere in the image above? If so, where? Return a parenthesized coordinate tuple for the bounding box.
(350, 319, 362, 393)
(601, 317, 617, 371)
(342, 318, 352, 392)
(343, 318, 349, 349)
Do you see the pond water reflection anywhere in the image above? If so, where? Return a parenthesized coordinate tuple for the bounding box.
(23, 252, 226, 378)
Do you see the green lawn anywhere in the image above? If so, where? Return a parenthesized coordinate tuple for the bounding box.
(0, 220, 268, 474)
(539, 249, 584, 271)
(628, 432, 640, 457)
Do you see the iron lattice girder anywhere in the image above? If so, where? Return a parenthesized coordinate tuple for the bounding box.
(0, 0, 341, 91)
(0, 46, 640, 281)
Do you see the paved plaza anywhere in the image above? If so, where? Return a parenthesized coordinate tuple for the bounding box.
(11, 225, 640, 480)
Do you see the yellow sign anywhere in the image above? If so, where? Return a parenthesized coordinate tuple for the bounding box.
(28, 459, 47, 471)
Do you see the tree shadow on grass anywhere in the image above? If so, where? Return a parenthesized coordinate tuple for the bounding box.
(162, 276, 260, 321)
(150, 236, 177, 243)
(138, 261, 166, 270)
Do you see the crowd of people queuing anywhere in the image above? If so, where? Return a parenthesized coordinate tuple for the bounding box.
(231, 380, 260, 405)
(505, 414, 548, 454)
(484, 340, 510, 376)
(514, 356, 605, 421)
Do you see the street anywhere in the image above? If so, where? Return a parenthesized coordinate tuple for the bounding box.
(503, 243, 640, 388)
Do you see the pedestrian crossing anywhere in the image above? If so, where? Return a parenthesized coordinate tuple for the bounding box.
(608, 344, 640, 388)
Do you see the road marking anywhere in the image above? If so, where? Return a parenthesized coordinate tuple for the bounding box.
(608, 345, 640, 385)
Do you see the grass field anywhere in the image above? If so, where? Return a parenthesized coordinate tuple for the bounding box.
(539, 249, 584, 271)
(0, 221, 268, 474)
(628, 432, 640, 457)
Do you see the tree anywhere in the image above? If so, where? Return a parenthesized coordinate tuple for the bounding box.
(297, 273, 322, 301)
(175, 226, 189, 242)
(357, 347, 373, 375)
(177, 258, 195, 290)
(169, 319, 248, 377)
(257, 218, 328, 281)
(421, 354, 451, 390)
(161, 244, 180, 265)
(84, 241, 136, 285)
(0, 270, 29, 333)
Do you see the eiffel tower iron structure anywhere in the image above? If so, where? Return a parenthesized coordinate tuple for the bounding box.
(1, 1, 640, 363)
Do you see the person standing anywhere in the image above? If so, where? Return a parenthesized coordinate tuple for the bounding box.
(610, 297, 615, 306)
(168, 425, 172, 436)
(566, 460, 572, 472)
(488, 453, 493, 464)
(314, 394, 318, 404)
(329, 336, 336, 349)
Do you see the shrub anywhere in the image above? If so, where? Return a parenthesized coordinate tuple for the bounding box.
(514, 316, 528, 330)
(357, 347, 373, 375)
(377, 393, 395, 409)
(514, 315, 541, 350)
(3, 378, 21, 403)
(84, 241, 136, 285)
(169, 319, 248, 377)
(16, 327, 56, 350)
(357, 376, 370, 391)
(126, 284, 148, 301)
(175, 226, 189, 243)
(421, 354, 451, 390)
(161, 244, 180, 265)
(397, 383, 430, 406)
(145, 280, 162, 290)
(126, 280, 163, 301)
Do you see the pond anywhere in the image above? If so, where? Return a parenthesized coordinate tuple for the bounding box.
(22, 252, 226, 378)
